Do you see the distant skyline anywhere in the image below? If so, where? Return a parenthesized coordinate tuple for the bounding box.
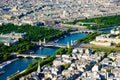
(0, 0, 120, 26)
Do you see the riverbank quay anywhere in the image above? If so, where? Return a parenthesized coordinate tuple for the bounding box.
(11, 45, 120, 80)
(12, 26, 120, 80)
(9, 56, 56, 80)
(7, 69, 26, 80)
(70, 30, 95, 34)
(5, 27, 114, 80)
(97, 26, 117, 30)
(0, 58, 19, 69)
(0, 24, 88, 79)
(63, 15, 120, 30)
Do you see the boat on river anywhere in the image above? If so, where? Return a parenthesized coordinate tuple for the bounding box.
(14, 70, 20, 75)
(0, 71, 5, 75)
(54, 39, 59, 43)
(0, 58, 18, 69)
(7, 70, 20, 79)
(0, 61, 11, 69)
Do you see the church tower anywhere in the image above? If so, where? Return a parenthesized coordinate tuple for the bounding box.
(37, 62, 41, 73)
(67, 42, 70, 48)
(43, 38, 46, 44)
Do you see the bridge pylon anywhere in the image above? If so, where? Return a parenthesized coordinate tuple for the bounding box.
(37, 62, 41, 73)
(67, 42, 70, 48)
(43, 38, 46, 44)
(39, 40, 42, 46)
(71, 40, 73, 46)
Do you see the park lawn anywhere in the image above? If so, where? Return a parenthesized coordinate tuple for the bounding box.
(63, 15, 120, 29)
(90, 44, 120, 53)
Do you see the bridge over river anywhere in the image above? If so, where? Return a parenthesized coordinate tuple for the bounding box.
(16, 54, 46, 59)
(32, 36, 77, 48)
(43, 43, 67, 48)
(33, 39, 72, 48)
(70, 30, 95, 34)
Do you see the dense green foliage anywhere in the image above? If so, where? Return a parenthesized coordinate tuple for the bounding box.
(108, 57, 117, 62)
(106, 69, 112, 73)
(0, 23, 65, 41)
(0, 23, 65, 54)
(61, 63, 70, 70)
(55, 47, 67, 55)
(91, 45, 120, 53)
(66, 28, 77, 33)
(63, 15, 120, 29)
(66, 47, 73, 55)
(9, 56, 56, 80)
(63, 19, 79, 25)
(10, 46, 73, 79)
(9, 41, 36, 54)
(0, 53, 13, 62)
(0, 23, 70, 79)
(116, 43, 120, 47)
(77, 32, 101, 43)
(0, 43, 8, 53)
(0, 41, 36, 54)
(56, 47, 73, 55)
(0, 43, 9, 61)
(66, 28, 72, 33)
(0, 43, 14, 61)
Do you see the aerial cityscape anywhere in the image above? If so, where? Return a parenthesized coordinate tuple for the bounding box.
(0, 0, 120, 80)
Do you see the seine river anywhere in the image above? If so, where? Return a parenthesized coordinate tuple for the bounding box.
(0, 27, 113, 80)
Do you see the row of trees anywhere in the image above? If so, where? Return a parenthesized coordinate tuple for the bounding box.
(116, 43, 120, 47)
(9, 56, 56, 80)
(9, 46, 74, 80)
(63, 15, 120, 29)
(0, 53, 14, 62)
(0, 23, 72, 79)
(0, 43, 11, 61)
(0, 42, 36, 54)
(0, 23, 65, 41)
(55, 47, 73, 55)
(77, 32, 101, 43)
(61, 63, 70, 70)
(0, 23, 66, 54)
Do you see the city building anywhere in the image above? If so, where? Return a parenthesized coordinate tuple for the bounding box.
(0, 32, 26, 46)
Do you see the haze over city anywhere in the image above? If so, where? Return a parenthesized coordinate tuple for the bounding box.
(0, 0, 120, 80)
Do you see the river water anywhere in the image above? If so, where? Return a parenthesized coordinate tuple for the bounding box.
(99, 27, 114, 33)
(0, 28, 113, 80)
